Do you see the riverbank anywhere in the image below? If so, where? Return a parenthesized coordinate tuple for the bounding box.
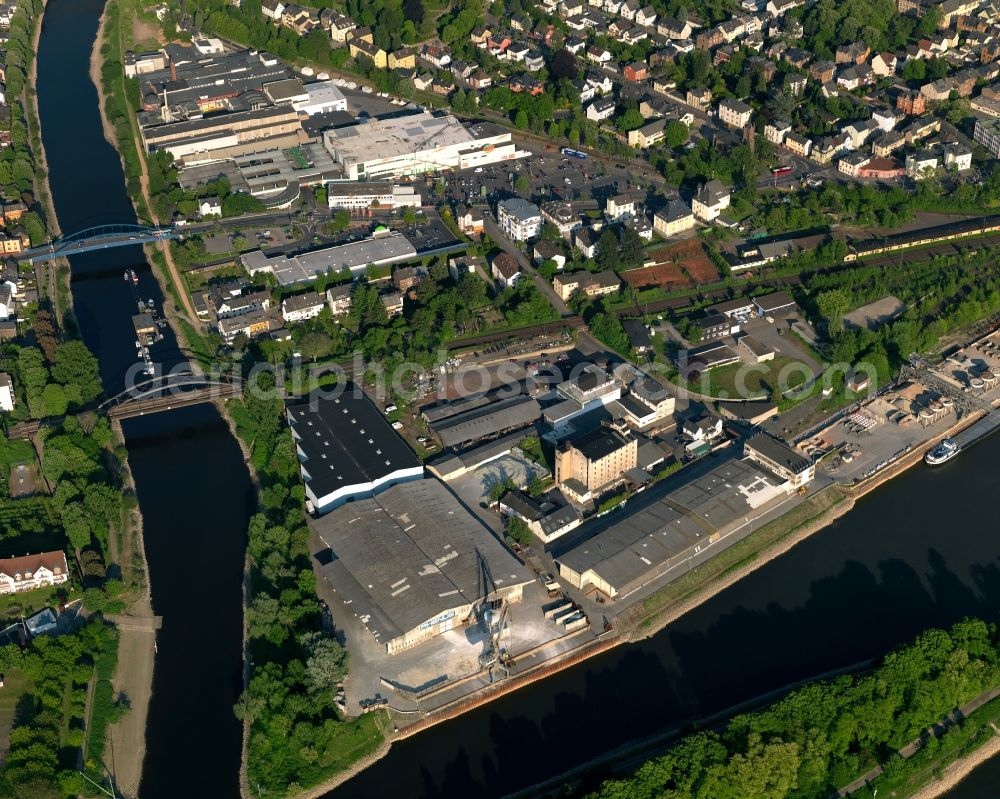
(25, 0, 73, 324)
(910, 734, 1000, 799)
(105, 419, 156, 799)
(89, 0, 202, 340)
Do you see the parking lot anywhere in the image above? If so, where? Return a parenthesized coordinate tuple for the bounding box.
(442, 148, 656, 207)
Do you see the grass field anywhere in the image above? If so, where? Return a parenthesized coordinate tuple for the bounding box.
(0, 670, 32, 762)
(691, 355, 811, 400)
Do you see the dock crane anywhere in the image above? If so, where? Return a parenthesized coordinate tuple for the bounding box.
(471, 549, 515, 680)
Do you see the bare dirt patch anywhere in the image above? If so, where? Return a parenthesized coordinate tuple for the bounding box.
(621, 262, 691, 291)
(131, 16, 162, 48)
(843, 294, 906, 331)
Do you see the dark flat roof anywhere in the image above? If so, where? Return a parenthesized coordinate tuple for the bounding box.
(286, 385, 421, 500)
(566, 426, 633, 461)
(745, 433, 812, 474)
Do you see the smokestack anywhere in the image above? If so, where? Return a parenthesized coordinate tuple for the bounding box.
(170, 60, 177, 82)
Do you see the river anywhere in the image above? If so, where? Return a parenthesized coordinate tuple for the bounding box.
(31, 2, 1000, 799)
(36, 1, 251, 798)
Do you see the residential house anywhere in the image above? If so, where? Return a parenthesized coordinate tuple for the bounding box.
(457, 206, 484, 236)
(920, 78, 953, 101)
(653, 198, 695, 237)
(686, 87, 712, 111)
(393, 265, 429, 293)
(261, 0, 286, 20)
(764, 120, 791, 145)
(328, 14, 356, 43)
(524, 51, 546, 71)
(420, 43, 451, 69)
(944, 142, 972, 170)
(873, 130, 905, 157)
(491, 253, 522, 289)
(718, 97, 753, 128)
(574, 227, 599, 257)
(586, 71, 614, 94)
(552, 270, 622, 301)
(587, 45, 613, 64)
(0, 551, 69, 596)
(533, 240, 567, 270)
(281, 292, 325, 323)
(605, 194, 635, 221)
(691, 179, 731, 221)
(871, 52, 897, 76)
(542, 201, 583, 239)
(388, 49, 416, 70)
(905, 149, 939, 178)
(658, 16, 694, 39)
(837, 63, 874, 90)
(623, 61, 648, 81)
(836, 42, 870, 64)
(349, 37, 388, 69)
(469, 71, 493, 90)
(326, 283, 353, 316)
(897, 90, 927, 115)
(381, 291, 404, 318)
(586, 97, 617, 122)
(809, 60, 836, 83)
(636, 5, 657, 25)
(621, 0, 641, 20)
(0, 371, 12, 412)
(838, 151, 872, 177)
(199, 196, 222, 217)
(786, 74, 807, 96)
(628, 118, 667, 148)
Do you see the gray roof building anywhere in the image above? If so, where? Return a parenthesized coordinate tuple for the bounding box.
(313, 479, 532, 652)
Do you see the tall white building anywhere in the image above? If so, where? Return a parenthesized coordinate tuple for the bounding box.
(497, 198, 542, 241)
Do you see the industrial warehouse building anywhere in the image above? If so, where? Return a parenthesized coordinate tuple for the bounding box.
(286, 387, 424, 514)
(428, 393, 541, 450)
(140, 105, 304, 163)
(323, 111, 526, 180)
(313, 479, 533, 653)
(240, 229, 418, 286)
(555, 421, 638, 502)
(555, 458, 793, 599)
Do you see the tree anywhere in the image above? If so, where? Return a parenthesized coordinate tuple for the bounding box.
(549, 48, 578, 80)
(515, 174, 530, 196)
(595, 229, 621, 270)
(297, 331, 331, 362)
(616, 108, 645, 132)
(301, 632, 349, 695)
(514, 109, 529, 129)
(664, 120, 689, 149)
(51, 341, 103, 403)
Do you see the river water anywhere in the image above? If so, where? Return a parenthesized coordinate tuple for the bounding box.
(32, 2, 1000, 798)
(36, 2, 251, 797)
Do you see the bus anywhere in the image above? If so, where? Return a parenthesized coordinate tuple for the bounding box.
(771, 165, 793, 177)
(561, 147, 588, 159)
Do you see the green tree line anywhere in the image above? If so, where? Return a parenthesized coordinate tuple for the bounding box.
(589, 619, 1000, 799)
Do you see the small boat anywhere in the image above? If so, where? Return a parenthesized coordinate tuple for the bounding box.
(925, 438, 960, 465)
(127, 269, 139, 285)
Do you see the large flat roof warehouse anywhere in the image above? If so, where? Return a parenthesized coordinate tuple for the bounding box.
(323, 110, 521, 179)
(313, 479, 533, 653)
(240, 231, 418, 285)
(556, 458, 787, 599)
(286, 386, 424, 513)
